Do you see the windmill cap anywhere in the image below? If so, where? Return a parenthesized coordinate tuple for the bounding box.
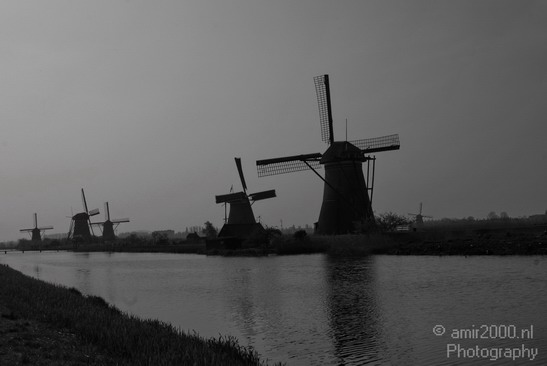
(72, 212, 90, 220)
(320, 141, 365, 163)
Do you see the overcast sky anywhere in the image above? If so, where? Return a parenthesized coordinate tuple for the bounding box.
(1, 0, 546, 241)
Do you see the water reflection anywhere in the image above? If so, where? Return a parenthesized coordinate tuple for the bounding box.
(33, 264, 41, 278)
(325, 256, 383, 365)
(229, 267, 258, 340)
(217, 256, 334, 365)
(1, 253, 546, 365)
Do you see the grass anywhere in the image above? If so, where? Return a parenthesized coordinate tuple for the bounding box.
(10, 225, 547, 257)
(0, 264, 281, 366)
(268, 228, 547, 256)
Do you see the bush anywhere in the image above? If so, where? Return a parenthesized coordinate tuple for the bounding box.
(376, 212, 411, 232)
(293, 230, 307, 240)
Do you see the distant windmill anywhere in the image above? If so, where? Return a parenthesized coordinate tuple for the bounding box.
(256, 74, 400, 234)
(67, 189, 100, 241)
(409, 203, 432, 225)
(215, 157, 276, 240)
(91, 202, 130, 241)
(20, 213, 53, 242)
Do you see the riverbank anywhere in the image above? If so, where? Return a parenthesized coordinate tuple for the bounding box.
(209, 226, 547, 256)
(6, 225, 547, 257)
(0, 264, 279, 366)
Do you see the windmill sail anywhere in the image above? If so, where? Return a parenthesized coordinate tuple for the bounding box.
(256, 153, 322, 177)
(350, 134, 400, 154)
(105, 202, 110, 221)
(235, 157, 247, 192)
(111, 218, 130, 224)
(216, 192, 248, 204)
(81, 189, 89, 213)
(248, 189, 276, 202)
(88, 208, 100, 216)
(314, 74, 334, 144)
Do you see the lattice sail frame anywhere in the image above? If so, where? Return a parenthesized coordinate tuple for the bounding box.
(314, 75, 334, 145)
(350, 134, 400, 154)
(256, 153, 322, 177)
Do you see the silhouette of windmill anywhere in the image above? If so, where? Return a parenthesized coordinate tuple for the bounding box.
(67, 189, 100, 241)
(215, 157, 276, 240)
(91, 202, 130, 241)
(256, 74, 400, 234)
(20, 213, 53, 242)
(409, 203, 432, 225)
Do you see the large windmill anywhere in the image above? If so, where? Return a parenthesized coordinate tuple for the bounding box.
(91, 202, 130, 241)
(256, 74, 400, 235)
(215, 157, 276, 240)
(409, 203, 432, 226)
(67, 189, 100, 241)
(20, 213, 53, 242)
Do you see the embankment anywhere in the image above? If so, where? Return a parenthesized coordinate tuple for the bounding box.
(0, 264, 278, 366)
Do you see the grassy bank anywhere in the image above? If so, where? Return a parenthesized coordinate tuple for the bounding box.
(0, 264, 279, 366)
(12, 237, 206, 255)
(72, 242, 206, 254)
(9, 225, 547, 257)
(264, 227, 547, 256)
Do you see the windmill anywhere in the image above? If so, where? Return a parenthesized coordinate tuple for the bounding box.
(409, 203, 432, 225)
(91, 202, 130, 241)
(215, 157, 276, 240)
(20, 213, 54, 242)
(256, 74, 400, 235)
(67, 189, 100, 241)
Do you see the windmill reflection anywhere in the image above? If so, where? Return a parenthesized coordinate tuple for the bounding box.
(325, 256, 384, 365)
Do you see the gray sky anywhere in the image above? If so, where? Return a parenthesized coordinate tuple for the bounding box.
(2, 0, 546, 241)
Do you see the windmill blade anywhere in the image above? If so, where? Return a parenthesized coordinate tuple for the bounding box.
(90, 222, 105, 226)
(20, 228, 34, 233)
(256, 153, 322, 177)
(111, 218, 130, 224)
(88, 208, 100, 216)
(350, 134, 400, 154)
(37, 226, 54, 230)
(234, 157, 247, 193)
(67, 220, 74, 238)
(33, 213, 38, 229)
(248, 189, 276, 202)
(216, 192, 247, 204)
(314, 74, 334, 144)
(81, 189, 89, 213)
(105, 202, 111, 221)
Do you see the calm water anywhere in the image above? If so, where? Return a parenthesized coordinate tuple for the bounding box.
(1, 252, 546, 365)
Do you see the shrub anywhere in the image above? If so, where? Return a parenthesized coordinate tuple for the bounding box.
(293, 230, 307, 241)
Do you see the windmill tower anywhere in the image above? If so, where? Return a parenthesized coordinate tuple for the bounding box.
(256, 75, 400, 235)
(67, 189, 100, 241)
(409, 203, 432, 226)
(20, 213, 53, 242)
(91, 202, 130, 241)
(215, 157, 276, 240)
